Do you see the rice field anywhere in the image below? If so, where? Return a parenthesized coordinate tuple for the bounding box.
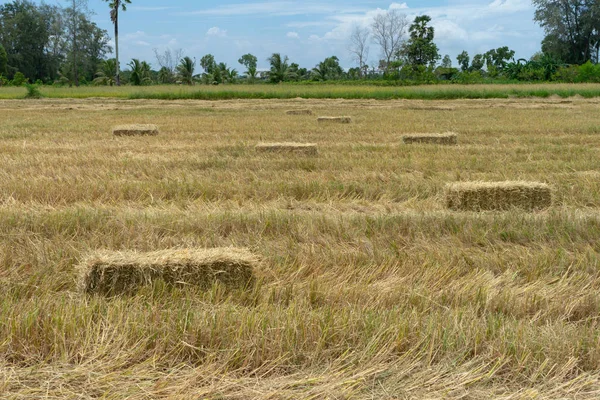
(1, 95, 600, 398)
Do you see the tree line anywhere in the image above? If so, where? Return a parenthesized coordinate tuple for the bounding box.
(1, 0, 599, 87)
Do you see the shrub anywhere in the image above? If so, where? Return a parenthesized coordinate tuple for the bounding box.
(24, 83, 42, 99)
(11, 71, 27, 86)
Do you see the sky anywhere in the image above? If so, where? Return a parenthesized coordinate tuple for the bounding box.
(27, 0, 545, 71)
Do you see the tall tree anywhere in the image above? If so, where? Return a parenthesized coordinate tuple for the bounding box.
(65, 0, 88, 86)
(371, 9, 408, 73)
(399, 15, 440, 69)
(102, 0, 131, 86)
(533, 0, 600, 64)
(0, 44, 7, 75)
(238, 53, 257, 81)
(348, 25, 370, 77)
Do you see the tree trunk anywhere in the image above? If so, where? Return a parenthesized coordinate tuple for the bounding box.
(115, 9, 120, 86)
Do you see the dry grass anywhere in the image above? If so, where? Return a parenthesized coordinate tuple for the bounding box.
(1, 96, 600, 398)
(78, 248, 258, 296)
(112, 124, 159, 136)
(446, 181, 553, 211)
(286, 109, 313, 115)
(317, 116, 352, 123)
(255, 142, 318, 155)
(403, 132, 458, 145)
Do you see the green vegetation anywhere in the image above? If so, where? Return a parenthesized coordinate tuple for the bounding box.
(1, 83, 600, 101)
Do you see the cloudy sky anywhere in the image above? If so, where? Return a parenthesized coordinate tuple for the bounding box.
(44, 0, 544, 71)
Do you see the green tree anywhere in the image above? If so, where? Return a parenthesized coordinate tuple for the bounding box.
(533, 0, 600, 64)
(176, 56, 195, 85)
(441, 55, 452, 68)
(102, 0, 131, 86)
(457, 51, 470, 72)
(484, 46, 515, 71)
(267, 53, 295, 83)
(0, 44, 7, 75)
(399, 15, 440, 69)
(157, 66, 172, 84)
(238, 53, 257, 81)
(128, 58, 151, 85)
(200, 54, 216, 74)
(311, 56, 343, 81)
(471, 54, 485, 72)
(93, 58, 116, 85)
(0, 1, 54, 81)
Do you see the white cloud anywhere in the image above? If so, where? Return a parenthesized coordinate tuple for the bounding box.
(179, 1, 367, 17)
(286, 32, 300, 39)
(206, 27, 227, 37)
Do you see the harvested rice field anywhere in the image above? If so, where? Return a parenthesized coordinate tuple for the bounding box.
(2, 96, 600, 399)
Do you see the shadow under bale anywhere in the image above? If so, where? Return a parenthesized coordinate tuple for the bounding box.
(255, 142, 318, 155)
(78, 248, 259, 296)
(403, 132, 458, 145)
(112, 124, 159, 136)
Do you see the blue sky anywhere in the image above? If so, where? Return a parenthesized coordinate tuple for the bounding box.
(33, 0, 544, 71)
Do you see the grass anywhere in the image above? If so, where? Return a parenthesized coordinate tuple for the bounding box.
(1, 82, 600, 100)
(1, 96, 600, 398)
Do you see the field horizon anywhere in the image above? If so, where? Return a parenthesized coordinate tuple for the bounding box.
(1, 96, 600, 399)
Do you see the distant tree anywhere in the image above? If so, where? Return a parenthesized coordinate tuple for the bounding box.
(154, 48, 183, 81)
(533, 0, 600, 64)
(128, 58, 151, 85)
(471, 54, 485, 72)
(176, 56, 195, 85)
(157, 66, 172, 84)
(484, 46, 515, 71)
(65, 0, 88, 86)
(238, 53, 258, 81)
(93, 58, 116, 85)
(371, 9, 409, 73)
(200, 54, 216, 74)
(102, 0, 131, 86)
(457, 51, 470, 72)
(268, 53, 295, 83)
(399, 15, 440, 69)
(441, 54, 452, 68)
(348, 25, 370, 77)
(311, 56, 343, 81)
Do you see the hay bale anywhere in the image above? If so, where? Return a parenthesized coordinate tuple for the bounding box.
(78, 248, 258, 296)
(446, 181, 552, 212)
(403, 132, 458, 145)
(286, 109, 313, 115)
(112, 124, 159, 137)
(317, 116, 352, 124)
(255, 142, 318, 155)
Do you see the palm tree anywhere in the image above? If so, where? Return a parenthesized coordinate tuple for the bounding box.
(268, 53, 295, 83)
(102, 0, 131, 86)
(128, 59, 151, 85)
(158, 66, 172, 84)
(94, 59, 117, 86)
(176, 56, 195, 85)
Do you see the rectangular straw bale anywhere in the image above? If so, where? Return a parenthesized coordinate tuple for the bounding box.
(403, 132, 458, 145)
(112, 124, 159, 136)
(446, 181, 552, 211)
(286, 109, 313, 115)
(78, 248, 258, 296)
(317, 116, 352, 124)
(255, 142, 318, 155)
